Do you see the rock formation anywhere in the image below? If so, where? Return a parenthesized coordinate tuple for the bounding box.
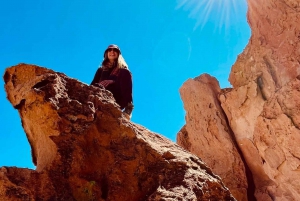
(0, 64, 236, 201)
(178, 0, 300, 200)
(178, 74, 250, 201)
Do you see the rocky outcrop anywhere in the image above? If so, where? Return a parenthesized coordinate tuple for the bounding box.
(230, 0, 300, 90)
(178, 0, 300, 200)
(178, 74, 250, 201)
(1, 64, 236, 201)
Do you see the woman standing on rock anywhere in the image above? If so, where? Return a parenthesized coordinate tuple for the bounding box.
(91, 44, 133, 119)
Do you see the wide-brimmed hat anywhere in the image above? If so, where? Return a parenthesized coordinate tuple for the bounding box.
(104, 44, 121, 57)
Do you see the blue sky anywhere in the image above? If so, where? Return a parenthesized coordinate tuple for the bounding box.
(0, 0, 250, 169)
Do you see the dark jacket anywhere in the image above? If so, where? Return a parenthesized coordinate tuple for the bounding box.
(91, 67, 133, 110)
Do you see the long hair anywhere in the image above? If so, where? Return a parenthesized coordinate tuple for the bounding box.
(101, 52, 128, 70)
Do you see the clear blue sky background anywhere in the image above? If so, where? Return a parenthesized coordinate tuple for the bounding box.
(0, 0, 250, 169)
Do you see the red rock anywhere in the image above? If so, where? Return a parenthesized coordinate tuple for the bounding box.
(178, 74, 249, 201)
(1, 64, 236, 201)
(178, 0, 300, 200)
(230, 0, 300, 90)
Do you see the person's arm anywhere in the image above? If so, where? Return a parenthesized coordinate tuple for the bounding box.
(90, 68, 103, 86)
(119, 69, 133, 110)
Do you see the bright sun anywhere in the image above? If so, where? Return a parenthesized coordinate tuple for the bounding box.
(176, 0, 245, 30)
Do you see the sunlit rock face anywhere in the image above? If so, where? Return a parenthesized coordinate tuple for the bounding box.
(230, 0, 300, 91)
(0, 64, 236, 201)
(178, 74, 250, 201)
(178, 0, 300, 200)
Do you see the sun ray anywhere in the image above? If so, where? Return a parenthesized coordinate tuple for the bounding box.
(189, 0, 207, 17)
(200, 0, 215, 29)
(175, 0, 188, 9)
(176, 0, 247, 32)
(216, 1, 226, 32)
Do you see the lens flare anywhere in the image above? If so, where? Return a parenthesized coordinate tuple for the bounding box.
(176, 0, 246, 31)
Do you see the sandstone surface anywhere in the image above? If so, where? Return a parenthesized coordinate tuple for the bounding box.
(178, 74, 250, 201)
(1, 64, 236, 201)
(178, 0, 300, 200)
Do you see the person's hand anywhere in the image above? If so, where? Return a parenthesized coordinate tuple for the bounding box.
(94, 83, 105, 89)
(123, 103, 133, 120)
(99, 80, 115, 88)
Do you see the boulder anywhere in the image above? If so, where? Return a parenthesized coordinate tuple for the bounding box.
(1, 64, 236, 201)
(178, 0, 300, 200)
